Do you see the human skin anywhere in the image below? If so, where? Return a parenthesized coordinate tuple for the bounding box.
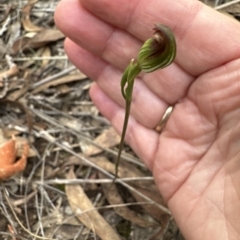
(55, 0, 240, 239)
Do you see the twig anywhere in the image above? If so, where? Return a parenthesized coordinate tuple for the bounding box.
(11, 190, 37, 206)
(35, 176, 154, 185)
(215, 0, 240, 10)
(12, 56, 68, 61)
(30, 66, 76, 89)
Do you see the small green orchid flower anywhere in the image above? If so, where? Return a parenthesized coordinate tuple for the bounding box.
(137, 24, 177, 73)
(114, 24, 177, 182)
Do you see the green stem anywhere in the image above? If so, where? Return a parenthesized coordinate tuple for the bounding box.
(114, 98, 131, 179)
(114, 61, 141, 181)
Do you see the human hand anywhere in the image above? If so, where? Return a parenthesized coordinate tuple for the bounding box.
(55, 0, 240, 239)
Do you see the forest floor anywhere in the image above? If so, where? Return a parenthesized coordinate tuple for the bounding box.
(0, 0, 239, 239)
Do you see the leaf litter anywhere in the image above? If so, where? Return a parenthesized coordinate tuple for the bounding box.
(0, 0, 237, 240)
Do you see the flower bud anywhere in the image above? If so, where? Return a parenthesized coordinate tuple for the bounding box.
(121, 59, 141, 100)
(137, 24, 176, 73)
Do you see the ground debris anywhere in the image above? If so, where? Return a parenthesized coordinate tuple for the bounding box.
(1, 1, 238, 240)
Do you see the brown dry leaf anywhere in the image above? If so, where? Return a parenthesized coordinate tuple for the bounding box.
(8, 21, 21, 51)
(56, 84, 71, 95)
(65, 168, 121, 240)
(81, 127, 120, 156)
(11, 29, 65, 54)
(1, 128, 21, 139)
(7, 70, 31, 101)
(31, 73, 86, 94)
(0, 4, 12, 23)
(0, 64, 19, 86)
(99, 173, 158, 228)
(21, 0, 44, 32)
(60, 117, 83, 132)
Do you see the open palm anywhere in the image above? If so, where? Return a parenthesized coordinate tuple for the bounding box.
(55, 0, 240, 239)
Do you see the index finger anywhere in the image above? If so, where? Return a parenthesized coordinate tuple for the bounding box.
(80, 0, 240, 76)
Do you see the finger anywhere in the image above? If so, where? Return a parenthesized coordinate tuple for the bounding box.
(64, 18, 193, 102)
(55, 0, 194, 104)
(90, 82, 159, 170)
(79, 0, 240, 75)
(55, 0, 141, 71)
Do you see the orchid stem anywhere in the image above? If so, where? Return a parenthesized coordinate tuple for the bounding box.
(113, 24, 177, 185)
